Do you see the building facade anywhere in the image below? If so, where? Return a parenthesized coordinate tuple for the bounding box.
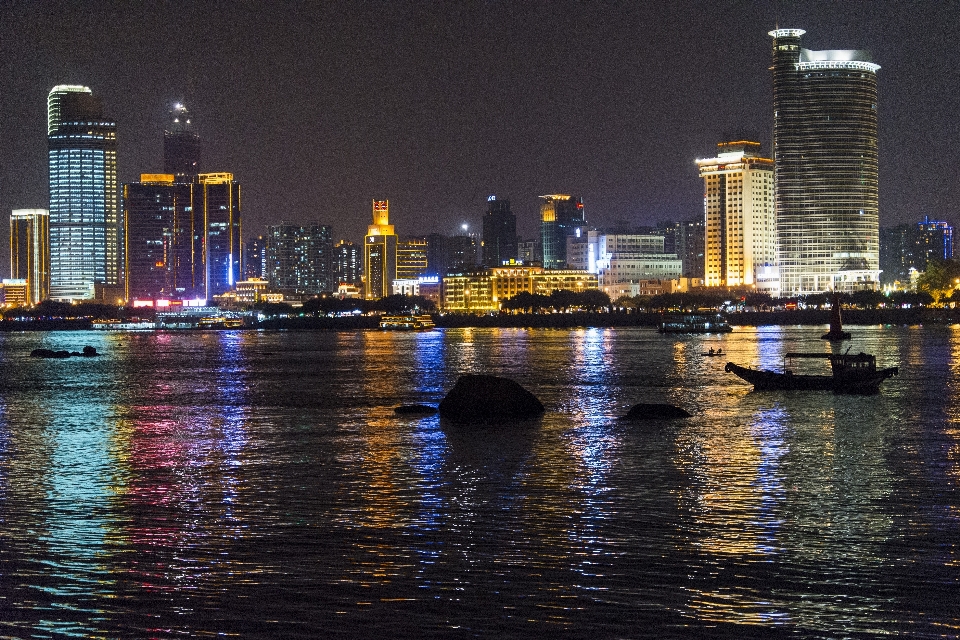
(441, 266, 598, 313)
(363, 200, 397, 299)
(10, 209, 50, 304)
(697, 141, 778, 295)
(47, 85, 120, 301)
(196, 173, 242, 298)
(265, 223, 334, 294)
(245, 235, 267, 280)
(397, 237, 429, 281)
(334, 240, 362, 286)
(770, 29, 880, 294)
(540, 195, 585, 269)
(481, 196, 517, 267)
(123, 174, 200, 301)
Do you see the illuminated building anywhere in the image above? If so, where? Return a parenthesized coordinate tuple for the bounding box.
(265, 223, 334, 294)
(540, 195, 585, 269)
(397, 237, 429, 281)
(0, 279, 29, 306)
(47, 85, 120, 301)
(363, 199, 397, 299)
(481, 196, 517, 267)
(576, 230, 682, 298)
(235, 278, 269, 304)
(697, 141, 778, 295)
(771, 29, 880, 293)
(880, 218, 954, 287)
(123, 174, 200, 301)
(517, 238, 540, 263)
(446, 233, 479, 273)
(334, 240, 362, 286)
(916, 216, 954, 262)
(441, 265, 598, 312)
(196, 173, 242, 298)
(163, 103, 200, 179)
(245, 235, 267, 280)
(10, 209, 50, 304)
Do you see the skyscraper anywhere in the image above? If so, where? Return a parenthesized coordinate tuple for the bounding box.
(770, 29, 880, 294)
(363, 200, 397, 299)
(10, 209, 50, 304)
(164, 103, 201, 180)
(265, 223, 334, 294)
(47, 85, 120, 301)
(397, 237, 429, 281)
(196, 173, 242, 298)
(481, 196, 517, 267)
(697, 141, 777, 293)
(540, 195, 585, 269)
(334, 240, 362, 286)
(245, 235, 267, 280)
(123, 174, 199, 301)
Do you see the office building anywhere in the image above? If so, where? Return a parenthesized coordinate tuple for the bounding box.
(441, 265, 598, 313)
(334, 240, 362, 286)
(123, 174, 199, 301)
(245, 235, 267, 280)
(770, 29, 880, 294)
(916, 216, 954, 264)
(880, 218, 954, 287)
(578, 230, 682, 299)
(397, 237, 429, 281)
(10, 209, 50, 304)
(364, 200, 397, 299)
(47, 85, 120, 300)
(265, 223, 334, 294)
(540, 195, 585, 269)
(196, 173, 242, 298)
(697, 141, 778, 295)
(164, 103, 201, 180)
(481, 196, 517, 267)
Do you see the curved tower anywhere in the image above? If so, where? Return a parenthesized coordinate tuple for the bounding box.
(770, 29, 880, 294)
(164, 102, 201, 180)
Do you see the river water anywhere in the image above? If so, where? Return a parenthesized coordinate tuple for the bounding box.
(0, 325, 957, 638)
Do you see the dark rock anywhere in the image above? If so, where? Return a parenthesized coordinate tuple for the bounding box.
(394, 404, 438, 415)
(30, 348, 71, 359)
(81, 346, 99, 357)
(439, 374, 544, 424)
(623, 403, 692, 420)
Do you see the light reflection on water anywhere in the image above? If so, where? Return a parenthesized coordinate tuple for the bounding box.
(0, 326, 958, 637)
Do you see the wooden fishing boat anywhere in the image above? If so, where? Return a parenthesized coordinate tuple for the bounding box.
(725, 351, 898, 394)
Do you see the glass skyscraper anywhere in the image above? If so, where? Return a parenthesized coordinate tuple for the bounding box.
(770, 29, 880, 294)
(197, 173, 242, 298)
(164, 103, 201, 180)
(10, 209, 50, 304)
(47, 85, 120, 301)
(540, 195, 584, 269)
(481, 196, 517, 268)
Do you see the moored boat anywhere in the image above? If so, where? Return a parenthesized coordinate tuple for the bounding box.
(725, 351, 898, 394)
(379, 314, 436, 330)
(658, 313, 732, 334)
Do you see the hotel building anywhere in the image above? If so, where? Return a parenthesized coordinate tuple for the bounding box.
(770, 29, 880, 293)
(696, 141, 778, 295)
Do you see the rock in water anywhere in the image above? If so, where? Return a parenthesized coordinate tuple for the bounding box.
(394, 404, 438, 415)
(623, 403, 692, 420)
(439, 374, 544, 424)
(82, 346, 99, 357)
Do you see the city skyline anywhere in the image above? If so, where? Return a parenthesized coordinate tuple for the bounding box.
(1, 2, 957, 270)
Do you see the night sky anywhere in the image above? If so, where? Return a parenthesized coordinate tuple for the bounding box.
(1, 0, 957, 267)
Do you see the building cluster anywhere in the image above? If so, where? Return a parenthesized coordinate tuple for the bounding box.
(3, 29, 956, 311)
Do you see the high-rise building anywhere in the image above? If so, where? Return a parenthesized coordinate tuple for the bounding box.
(164, 103, 201, 180)
(47, 85, 120, 301)
(397, 237, 429, 281)
(879, 217, 954, 287)
(334, 240, 362, 286)
(196, 173, 242, 298)
(916, 216, 954, 264)
(446, 234, 479, 274)
(481, 196, 517, 267)
(697, 141, 778, 294)
(265, 223, 334, 294)
(770, 29, 880, 294)
(540, 195, 585, 269)
(9, 209, 50, 304)
(245, 235, 267, 280)
(364, 200, 397, 299)
(123, 174, 200, 300)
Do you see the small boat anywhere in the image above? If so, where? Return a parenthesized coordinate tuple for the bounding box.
(702, 349, 725, 357)
(197, 316, 244, 329)
(724, 351, 898, 394)
(658, 313, 732, 334)
(822, 293, 851, 341)
(379, 314, 436, 330)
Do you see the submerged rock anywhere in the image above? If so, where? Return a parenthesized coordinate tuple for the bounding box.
(439, 374, 544, 424)
(623, 403, 692, 420)
(394, 404, 438, 415)
(30, 348, 70, 359)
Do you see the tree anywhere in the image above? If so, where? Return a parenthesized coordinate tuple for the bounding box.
(579, 289, 612, 312)
(917, 258, 960, 303)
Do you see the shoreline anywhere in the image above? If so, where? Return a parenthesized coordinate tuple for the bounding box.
(2, 307, 958, 332)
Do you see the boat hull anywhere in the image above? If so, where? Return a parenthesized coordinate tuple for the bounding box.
(724, 362, 897, 395)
